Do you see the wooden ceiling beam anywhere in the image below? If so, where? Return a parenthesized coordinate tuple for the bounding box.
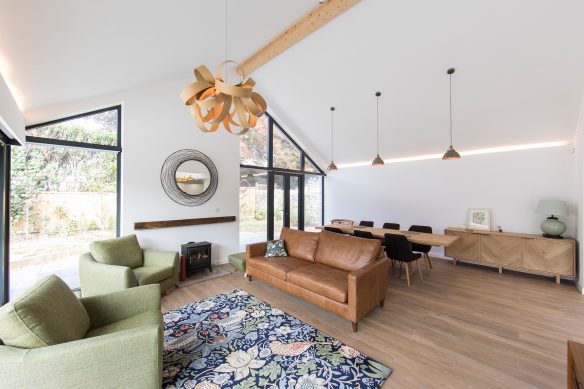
(238, 0, 361, 76)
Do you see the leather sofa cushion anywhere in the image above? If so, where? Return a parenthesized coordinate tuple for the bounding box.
(0, 275, 90, 348)
(287, 264, 349, 303)
(315, 230, 381, 272)
(90, 234, 143, 269)
(247, 256, 312, 280)
(280, 227, 319, 262)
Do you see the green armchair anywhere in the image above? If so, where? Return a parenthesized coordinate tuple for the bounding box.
(79, 234, 179, 297)
(0, 275, 163, 389)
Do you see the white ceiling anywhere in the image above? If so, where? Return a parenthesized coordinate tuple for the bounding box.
(254, 0, 584, 164)
(1, 0, 584, 165)
(0, 0, 316, 111)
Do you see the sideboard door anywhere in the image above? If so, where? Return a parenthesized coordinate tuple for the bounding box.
(480, 235, 522, 267)
(445, 230, 480, 261)
(523, 239, 575, 276)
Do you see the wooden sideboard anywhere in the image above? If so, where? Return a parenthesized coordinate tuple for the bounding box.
(444, 227, 576, 283)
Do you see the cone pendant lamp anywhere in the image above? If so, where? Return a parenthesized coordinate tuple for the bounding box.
(327, 106, 338, 171)
(371, 92, 384, 166)
(442, 68, 461, 160)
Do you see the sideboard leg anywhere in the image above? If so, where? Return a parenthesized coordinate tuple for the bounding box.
(556, 275, 561, 284)
(498, 266, 503, 274)
(452, 258, 457, 266)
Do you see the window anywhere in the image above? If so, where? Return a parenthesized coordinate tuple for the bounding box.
(239, 113, 324, 248)
(9, 106, 121, 299)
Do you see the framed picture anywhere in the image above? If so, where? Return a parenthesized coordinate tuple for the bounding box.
(467, 208, 491, 231)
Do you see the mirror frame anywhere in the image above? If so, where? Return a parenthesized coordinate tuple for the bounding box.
(160, 149, 218, 206)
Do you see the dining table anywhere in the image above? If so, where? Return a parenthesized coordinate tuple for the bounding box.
(316, 224, 458, 247)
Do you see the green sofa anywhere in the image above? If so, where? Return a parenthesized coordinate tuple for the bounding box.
(0, 275, 163, 389)
(80, 234, 179, 297)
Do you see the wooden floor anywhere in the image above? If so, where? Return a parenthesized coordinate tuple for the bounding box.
(161, 258, 584, 388)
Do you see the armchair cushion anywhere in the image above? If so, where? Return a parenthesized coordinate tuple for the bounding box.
(90, 234, 143, 269)
(85, 310, 162, 338)
(133, 266, 174, 286)
(0, 275, 90, 349)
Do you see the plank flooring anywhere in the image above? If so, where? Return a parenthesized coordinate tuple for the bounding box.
(161, 258, 584, 388)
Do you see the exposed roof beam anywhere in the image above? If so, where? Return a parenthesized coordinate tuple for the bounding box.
(238, 0, 361, 76)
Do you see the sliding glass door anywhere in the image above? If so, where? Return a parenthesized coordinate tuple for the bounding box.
(8, 106, 121, 299)
(239, 113, 324, 249)
(272, 173, 301, 239)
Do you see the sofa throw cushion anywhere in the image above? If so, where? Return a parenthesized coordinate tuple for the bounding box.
(265, 240, 288, 257)
(280, 227, 319, 262)
(90, 234, 143, 269)
(0, 275, 90, 348)
(315, 230, 381, 272)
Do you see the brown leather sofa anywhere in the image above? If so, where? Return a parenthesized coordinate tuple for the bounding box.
(246, 228, 389, 332)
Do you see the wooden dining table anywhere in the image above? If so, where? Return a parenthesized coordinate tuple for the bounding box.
(316, 224, 458, 247)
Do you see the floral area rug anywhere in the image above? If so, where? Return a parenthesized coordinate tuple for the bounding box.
(162, 289, 392, 388)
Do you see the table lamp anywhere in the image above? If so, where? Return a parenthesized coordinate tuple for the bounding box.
(536, 199, 569, 239)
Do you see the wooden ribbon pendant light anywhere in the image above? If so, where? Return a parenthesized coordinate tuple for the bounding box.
(180, 60, 267, 135)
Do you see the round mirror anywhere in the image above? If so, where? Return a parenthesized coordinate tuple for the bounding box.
(175, 160, 211, 195)
(161, 149, 218, 206)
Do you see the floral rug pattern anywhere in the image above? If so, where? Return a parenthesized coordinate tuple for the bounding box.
(162, 289, 392, 388)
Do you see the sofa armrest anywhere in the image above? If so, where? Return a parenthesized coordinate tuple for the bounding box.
(246, 241, 270, 259)
(0, 322, 162, 388)
(348, 258, 390, 321)
(79, 252, 138, 297)
(80, 284, 161, 330)
(143, 250, 179, 285)
(143, 250, 178, 268)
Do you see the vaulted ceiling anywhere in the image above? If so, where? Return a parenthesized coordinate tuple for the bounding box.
(1, 0, 583, 166)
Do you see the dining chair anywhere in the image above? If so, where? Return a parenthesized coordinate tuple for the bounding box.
(324, 226, 345, 234)
(382, 222, 400, 230)
(353, 230, 375, 239)
(359, 221, 374, 227)
(408, 225, 433, 271)
(384, 234, 423, 288)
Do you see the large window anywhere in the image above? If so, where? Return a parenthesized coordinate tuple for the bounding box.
(9, 106, 121, 299)
(240, 113, 324, 249)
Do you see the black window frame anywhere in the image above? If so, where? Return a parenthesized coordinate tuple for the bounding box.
(1, 105, 122, 302)
(240, 112, 325, 241)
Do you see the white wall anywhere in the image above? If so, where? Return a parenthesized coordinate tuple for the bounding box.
(574, 94, 584, 291)
(0, 72, 24, 144)
(24, 78, 240, 264)
(325, 146, 576, 257)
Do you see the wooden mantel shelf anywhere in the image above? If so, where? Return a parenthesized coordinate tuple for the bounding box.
(134, 216, 236, 230)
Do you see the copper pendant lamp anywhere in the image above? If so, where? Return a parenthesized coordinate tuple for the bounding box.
(327, 106, 338, 171)
(371, 91, 384, 166)
(442, 68, 461, 160)
(179, 0, 267, 136)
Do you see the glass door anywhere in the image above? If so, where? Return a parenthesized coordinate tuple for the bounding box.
(271, 173, 302, 239)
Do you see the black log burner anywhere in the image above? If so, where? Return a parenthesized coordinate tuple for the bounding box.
(181, 241, 212, 276)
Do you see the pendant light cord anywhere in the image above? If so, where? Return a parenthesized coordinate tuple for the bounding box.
(449, 72, 453, 146)
(376, 93, 380, 155)
(330, 107, 335, 161)
(225, 0, 228, 82)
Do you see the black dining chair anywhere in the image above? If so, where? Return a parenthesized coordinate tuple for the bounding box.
(324, 226, 345, 234)
(353, 230, 375, 239)
(409, 225, 433, 271)
(384, 234, 423, 288)
(359, 221, 374, 227)
(382, 222, 400, 230)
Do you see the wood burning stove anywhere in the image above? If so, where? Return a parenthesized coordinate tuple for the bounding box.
(181, 241, 212, 276)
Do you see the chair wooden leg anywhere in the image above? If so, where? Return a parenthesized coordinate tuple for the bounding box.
(426, 253, 433, 269)
(352, 322, 358, 332)
(417, 259, 423, 280)
(404, 263, 411, 288)
(380, 299, 385, 307)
